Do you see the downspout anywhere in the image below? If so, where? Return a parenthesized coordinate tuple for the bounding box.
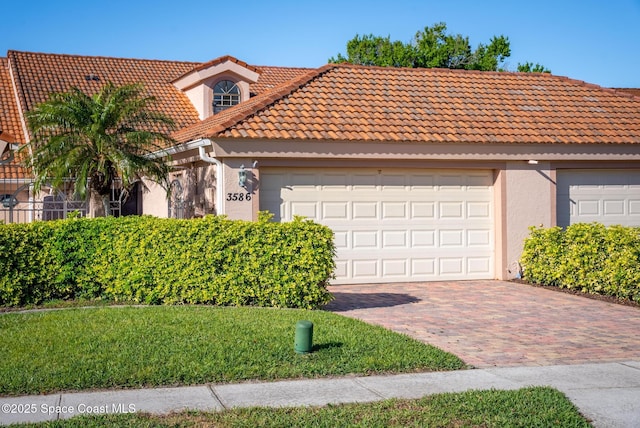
(197, 140, 224, 215)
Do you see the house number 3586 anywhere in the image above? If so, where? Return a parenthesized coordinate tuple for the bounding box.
(226, 193, 252, 202)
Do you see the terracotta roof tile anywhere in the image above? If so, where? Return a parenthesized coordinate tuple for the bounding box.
(8, 50, 202, 134)
(1, 51, 314, 180)
(174, 64, 640, 145)
(0, 57, 28, 180)
(615, 88, 640, 98)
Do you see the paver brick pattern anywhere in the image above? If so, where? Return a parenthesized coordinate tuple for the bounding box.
(325, 280, 640, 368)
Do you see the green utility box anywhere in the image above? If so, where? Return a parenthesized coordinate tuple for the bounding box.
(294, 320, 314, 354)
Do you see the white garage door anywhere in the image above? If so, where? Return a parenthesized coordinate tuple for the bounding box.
(557, 170, 640, 227)
(260, 168, 495, 284)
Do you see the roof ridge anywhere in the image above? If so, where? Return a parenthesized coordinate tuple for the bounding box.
(325, 62, 534, 76)
(7, 50, 201, 65)
(255, 64, 316, 71)
(190, 54, 261, 74)
(609, 88, 640, 101)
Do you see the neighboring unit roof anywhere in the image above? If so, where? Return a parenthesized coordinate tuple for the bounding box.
(6, 51, 314, 136)
(174, 64, 640, 145)
(7, 50, 202, 132)
(0, 58, 24, 144)
(0, 57, 28, 180)
(0, 51, 314, 179)
(615, 88, 640, 98)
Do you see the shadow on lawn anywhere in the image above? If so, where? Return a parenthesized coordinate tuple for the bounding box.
(312, 341, 343, 352)
(324, 292, 421, 311)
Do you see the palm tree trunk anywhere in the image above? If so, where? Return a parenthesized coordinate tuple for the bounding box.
(88, 190, 109, 218)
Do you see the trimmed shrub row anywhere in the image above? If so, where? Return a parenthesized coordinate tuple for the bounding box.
(520, 223, 640, 302)
(0, 213, 335, 309)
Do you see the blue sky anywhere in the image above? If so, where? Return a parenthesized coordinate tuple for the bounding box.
(2, 0, 639, 88)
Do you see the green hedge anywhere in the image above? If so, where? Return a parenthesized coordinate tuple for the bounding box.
(0, 213, 335, 309)
(520, 223, 640, 302)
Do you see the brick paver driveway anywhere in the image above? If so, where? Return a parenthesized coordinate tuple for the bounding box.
(325, 280, 640, 368)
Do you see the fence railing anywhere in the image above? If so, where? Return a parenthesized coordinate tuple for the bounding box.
(1, 165, 123, 224)
(1, 197, 123, 224)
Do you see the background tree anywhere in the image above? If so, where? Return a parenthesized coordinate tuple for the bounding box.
(330, 34, 415, 67)
(517, 62, 551, 73)
(23, 82, 175, 217)
(330, 22, 549, 73)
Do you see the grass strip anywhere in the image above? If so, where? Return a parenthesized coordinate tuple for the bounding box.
(12, 387, 591, 427)
(0, 306, 463, 395)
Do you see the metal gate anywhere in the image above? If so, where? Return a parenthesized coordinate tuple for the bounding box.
(1, 164, 123, 224)
(168, 178, 192, 219)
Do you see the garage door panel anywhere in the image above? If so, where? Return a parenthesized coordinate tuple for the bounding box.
(603, 200, 625, 216)
(261, 168, 494, 283)
(468, 202, 491, 218)
(289, 174, 317, 187)
(412, 259, 436, 276)
(382, 230, 407, 247)
(352, 231, 378, 249)
(440, 258, 464, 275)
(440, 230, 464, 247)
(382, 202, 407, 219)
(439, 202, 464, 218)
(322, 202, 348, 219)
(353, 260, 378, 278)
(382, 174, 407, 187)
(411, 202, 435, 218)
(411, 230, 436, 247)
(468, 229, 492, 246)
(468, 257, 492, 274)
(382, 260, 408, 277)
(291, 202, 317, 218)
(353, 202, 378, 219)
(353, 174, 377, 189)
(409, 175, 436, 189)
(321, 174, 350, 189)
(333, 231, 348, 249)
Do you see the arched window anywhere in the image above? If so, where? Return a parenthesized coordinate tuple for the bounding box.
(213, 80, 240, 114)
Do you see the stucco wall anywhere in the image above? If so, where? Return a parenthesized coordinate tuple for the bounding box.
(221, 159, 259, 221)
(502, 161, 554, 277)
(141, 179, 168, 218)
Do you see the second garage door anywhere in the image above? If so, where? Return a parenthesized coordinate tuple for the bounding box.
(260, 168, 495, 284)
(557, 170, 640, 227)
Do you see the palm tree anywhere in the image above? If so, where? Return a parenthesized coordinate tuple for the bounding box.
(23, 82, 175, 217)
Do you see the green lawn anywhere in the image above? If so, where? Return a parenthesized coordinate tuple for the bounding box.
(13, 387, 591, 427)
(0, 306, 464, 396)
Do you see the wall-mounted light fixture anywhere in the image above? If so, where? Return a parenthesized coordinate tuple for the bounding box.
(527, 160, 539, 165)
(238, 165, 247, 188)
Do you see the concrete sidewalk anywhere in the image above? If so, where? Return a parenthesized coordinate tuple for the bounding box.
(2, 361, 639, 427)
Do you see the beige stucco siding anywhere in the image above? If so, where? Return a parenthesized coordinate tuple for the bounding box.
(141, 180, 168, 218)
(501, 161, 554, 277)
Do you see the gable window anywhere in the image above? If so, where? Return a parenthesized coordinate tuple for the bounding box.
(213, 80, 240, 114)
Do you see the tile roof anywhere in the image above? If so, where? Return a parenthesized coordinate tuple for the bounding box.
(615, 88, 640, 98)
(0, 58, 24, 144)
(250, 65, 317, 95)
(0, 51, 313, 179)
(7, 50, 202, 132)
(174, 64, 640, 145)
(0, 57, 28, 180)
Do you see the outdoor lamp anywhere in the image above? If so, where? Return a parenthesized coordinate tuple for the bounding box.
(238, 165, 247, 188)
